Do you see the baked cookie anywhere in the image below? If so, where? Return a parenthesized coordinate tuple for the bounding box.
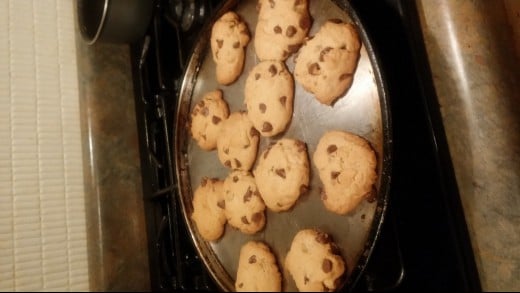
(223, 170, 266, 234)
(244, 61, 294, 137)
(253, 138, 310, 212)
(190, 177, 227, 241)
(294, 19, 361, 105)
(313, 130, 377, 215)
(285, 229, 346, 292)
(189, 89, 230, 151)
(211, 11, 250, 85)
(235, 241, 282, 292)
(216, 111, 260, 171)
(254, 0, 312, 61)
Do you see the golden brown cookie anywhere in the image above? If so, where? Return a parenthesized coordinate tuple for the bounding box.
(285, 229, 346, 292)
(235, 241, 282, 292)
(211, 11, 250, 85)
(253, 138, 310, 212)
(254, 0, 312, 61)
(313, 130, 377, 215)
(190, 177, 227, 241)
(244, 60, 294, 137)
(294, 19, 361, 105)
(189, 89, 230, 151)
(216, 111, 260, 171)
(223, 170, 266, 235)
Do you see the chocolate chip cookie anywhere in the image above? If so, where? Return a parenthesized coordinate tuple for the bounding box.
(253, 138, 310, 212)
(190, 177, 227, 241)
(216, 111, 260, 171)
(223, 170, 266, 235)
(244, 60, 294, 137)
(254, 0, 312, 61)
(294, 19, 361, 105)
(189, 89, 230, 151)
(211, 11, 251, 85)
(313, 130, 377, 215)
(285, 229, 346, 292)
(235, 241, 282, 292)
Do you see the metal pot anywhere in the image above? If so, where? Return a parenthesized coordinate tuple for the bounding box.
(77, 0, 154, 45)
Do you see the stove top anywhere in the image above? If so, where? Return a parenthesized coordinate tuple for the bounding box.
(129, 0, 481, 291)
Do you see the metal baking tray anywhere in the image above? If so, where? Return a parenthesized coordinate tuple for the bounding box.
(174, 0, 391, 291)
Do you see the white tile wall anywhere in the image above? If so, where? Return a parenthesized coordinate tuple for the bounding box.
(0, 0, 89, 291)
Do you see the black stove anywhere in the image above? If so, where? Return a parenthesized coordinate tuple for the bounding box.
(130, 0, 481, 291)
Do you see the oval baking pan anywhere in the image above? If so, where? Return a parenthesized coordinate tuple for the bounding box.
(174, 0, 392, 291)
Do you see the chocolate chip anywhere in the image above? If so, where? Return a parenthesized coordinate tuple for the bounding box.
(282, 50, 289, 58)
(197, 100, 205, 107)
(295, 140, 306, 152)
(252, 212, 262, 223)
(255, 73, 261, 80)
(217, 200, 225, 209)
(238, 283, 244, 288)
(201, 134, 206, 140)
(250, 127, 260, 137)
(224, 159, 230, 167)
(308, 63, 320, 75)
(288, 44, 300, 53)
(327, 144, 337, 154)
(201, 107, 209, 116)
(299, 16, 311, 31)
(243, 188, 252, 202)
(304, 276, 309, 285)
(201, 177, 208, 187)
(274, 25, 282, 34)
(300, 185, 309, 194)
(216, 39, 223, 48)
(241, 216, 249, 224)
(340, 73, 352, 81)
(316, 231, 331, 244)
(331, 171, 340, 180)
(224, 148, 229, 154)
(212, 115, 221, 124)
(286, 25, 297, 37)
(248, 255, 257, 264)
(275, 168, 286, 179)
(322, 259, 333, 273)
(279, 96, 287, 107)
(320, 189, 327, 200)
(262, 122, 273, 132)
(319, 47, 333, 62)
(269, 64, 277, 76)
(235, 159, 242, 168)
(259, 103, 266, 113)
(329, 244, 341, 256)
(233, 175, 239, 182)
(329, 18, 343, 24)
(233, 41, 240, 48)
(268, 0, 275, 8)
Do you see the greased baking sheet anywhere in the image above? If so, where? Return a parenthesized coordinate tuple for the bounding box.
(174, 0, 391, 291)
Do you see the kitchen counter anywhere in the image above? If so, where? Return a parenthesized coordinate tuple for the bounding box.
(75, 0, 519, 291)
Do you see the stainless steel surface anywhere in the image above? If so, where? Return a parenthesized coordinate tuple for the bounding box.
(174, 0, 391, 291)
